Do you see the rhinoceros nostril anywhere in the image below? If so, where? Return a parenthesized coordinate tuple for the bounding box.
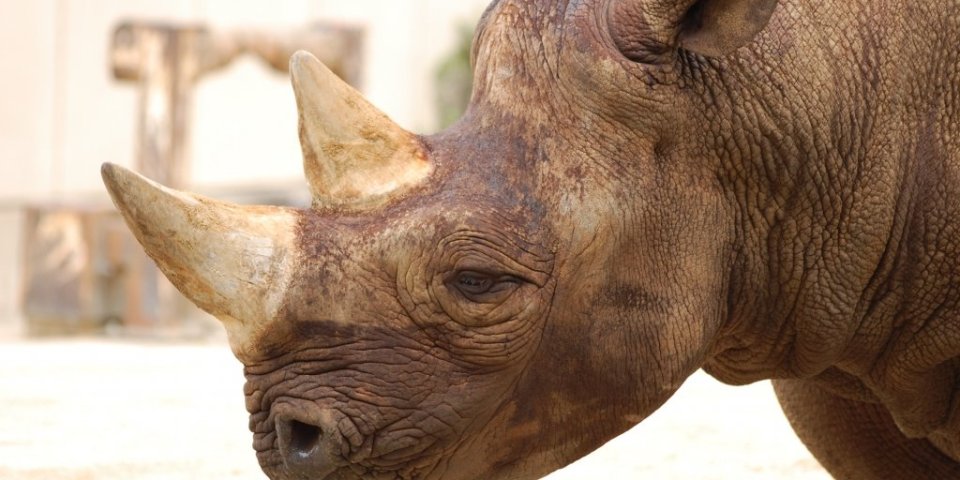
(288, 419, 322, 458)
(276, 416, 340, 477)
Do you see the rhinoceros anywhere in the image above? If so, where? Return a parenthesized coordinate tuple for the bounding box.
(101, 0, 960, 478)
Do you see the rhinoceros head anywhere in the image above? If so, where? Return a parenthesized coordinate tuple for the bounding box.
(103, 0, 778, 478)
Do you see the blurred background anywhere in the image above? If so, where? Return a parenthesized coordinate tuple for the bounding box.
(0, 1, 827, 478)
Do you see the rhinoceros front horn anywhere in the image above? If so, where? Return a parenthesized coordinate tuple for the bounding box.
(101, 163, 298, 356)
(291, 50, 432, 209)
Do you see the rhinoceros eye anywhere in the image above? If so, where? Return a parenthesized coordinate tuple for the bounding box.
(457, 272, 492, 293)
(450, 270, 521, 303)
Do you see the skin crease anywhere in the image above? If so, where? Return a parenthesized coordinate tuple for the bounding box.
(106, 0, 960, 479)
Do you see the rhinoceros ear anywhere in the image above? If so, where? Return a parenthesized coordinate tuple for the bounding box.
(609, 0, 778, 59)
(290, 51, 432, 210)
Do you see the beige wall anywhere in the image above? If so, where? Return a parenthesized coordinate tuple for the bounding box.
(0, 0, 489, 329)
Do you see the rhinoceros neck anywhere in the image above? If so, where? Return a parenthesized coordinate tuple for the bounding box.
(701, 0, 960, 399)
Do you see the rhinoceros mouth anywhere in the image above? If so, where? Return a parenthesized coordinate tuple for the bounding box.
(254, 398, 448, 480)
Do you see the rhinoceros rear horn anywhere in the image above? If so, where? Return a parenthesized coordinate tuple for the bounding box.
(609, 0, 778, 59)
(291, 51, 432, 210)
(101, 163, 298, 357)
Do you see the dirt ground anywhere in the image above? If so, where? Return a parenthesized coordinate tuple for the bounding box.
(0, 338, 829, 479)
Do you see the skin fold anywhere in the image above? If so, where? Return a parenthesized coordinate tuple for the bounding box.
(102, 0, 960, 478)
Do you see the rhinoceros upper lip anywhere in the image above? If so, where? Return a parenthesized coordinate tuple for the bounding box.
(268, 400, 354, 478)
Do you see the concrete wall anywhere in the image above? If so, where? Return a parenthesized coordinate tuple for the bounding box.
(0, 0, 489, 331)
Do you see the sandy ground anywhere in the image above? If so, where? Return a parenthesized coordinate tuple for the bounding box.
(0, 339, 829, 479)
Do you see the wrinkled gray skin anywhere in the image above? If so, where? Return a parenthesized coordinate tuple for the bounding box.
(107, 0, 960, 478)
